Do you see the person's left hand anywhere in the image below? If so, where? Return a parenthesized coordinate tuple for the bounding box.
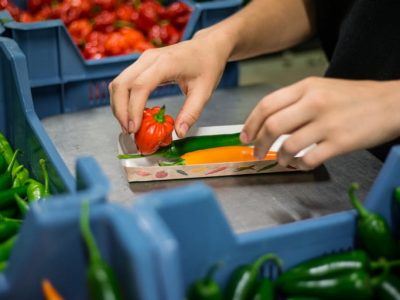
(240, 77, 400, 170)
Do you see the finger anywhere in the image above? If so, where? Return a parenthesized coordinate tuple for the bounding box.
(109, 83, 130, 133)
(175, 82, 213, 137)
(109, 52, 157, 131)
(251, 100, 315, 160)
(296, 140, 340, 170)
(127, 60, 175, 132)
(277, 123, 325, 167)
(241, 81, 305, 144)
(262, 97, 316, 143)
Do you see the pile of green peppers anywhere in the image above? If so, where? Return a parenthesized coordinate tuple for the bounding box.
(186, 182, 400, 300)
(0, 132, 51, 271)
(186, 254, 282, 300)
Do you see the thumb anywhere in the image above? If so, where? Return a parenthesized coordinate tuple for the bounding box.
(175, 86, 212, 138)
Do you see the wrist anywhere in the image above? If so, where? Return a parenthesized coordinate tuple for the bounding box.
(192, 21, 242, 62)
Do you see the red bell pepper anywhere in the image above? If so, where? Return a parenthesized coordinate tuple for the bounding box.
(135, 106, 174, 155)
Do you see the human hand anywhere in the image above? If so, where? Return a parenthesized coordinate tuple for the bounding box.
(109, 30, 231, 137)
(240, 77, 400, 170)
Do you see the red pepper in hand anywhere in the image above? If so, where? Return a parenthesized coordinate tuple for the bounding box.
(135, 105, 174, 155)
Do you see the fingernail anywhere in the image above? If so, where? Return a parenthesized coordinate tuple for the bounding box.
(240, 131, 249, 144)
(121, 125, 127, 134)
(179, 122, 189, 137)
(128, 120, 135, 133)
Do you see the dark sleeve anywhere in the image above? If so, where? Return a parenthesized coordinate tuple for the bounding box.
(315, 0, 400, 161)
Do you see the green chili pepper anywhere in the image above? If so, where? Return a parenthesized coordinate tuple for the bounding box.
(0, 154, 6, 175)
(0, 150, 20, 191)
(278, 269, 379, 300)
(0, 234, 17, 262)
(0, 133, 15, 164)
(39, 159, 50, 197)
(0, 185, 27, 209)
(26, 159, 50, 202)
(276, 250, 387, 284)
(12, 167, 29, 188)
(349, 182, 399, 259)
(0, 216, 21, 243)
(224, 253, 282, 300)
(118, 133, 242, 160)
(251, 278, 274, 300)
(26, 179, 46, 202)
(375, 273, 400, 300)
(80, 202, 122, 300)
(0, 206, 17, 218)
(187, 262, 223, 300)
(0, 134, 23, 177)
(14, 193, 29, 216)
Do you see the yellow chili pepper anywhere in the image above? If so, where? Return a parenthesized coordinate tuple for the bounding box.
(180, 146, 277, 165)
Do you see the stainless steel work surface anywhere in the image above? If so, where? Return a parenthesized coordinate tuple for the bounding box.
(42, 84, 383, 233)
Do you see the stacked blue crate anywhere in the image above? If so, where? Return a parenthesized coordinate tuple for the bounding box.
(0, 36, 109, 201)
(0, 35, 167, 300)
(131, 146, 400, 299)
(0, 35, 116, 296)
(0, 198, 159, 299)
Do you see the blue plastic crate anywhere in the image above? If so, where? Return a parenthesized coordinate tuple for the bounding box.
(130, 145, 400, 300)
(0, 197, 161, 299)
(0, 36, 110, 202)
(0, 0, 241, 118)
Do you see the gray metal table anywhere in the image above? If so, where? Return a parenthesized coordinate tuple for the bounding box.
(42, 84, 383, 233)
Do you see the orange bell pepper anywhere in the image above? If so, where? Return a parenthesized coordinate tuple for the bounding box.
(180, 146, 277, 165)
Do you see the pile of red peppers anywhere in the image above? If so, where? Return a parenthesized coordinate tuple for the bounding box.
(1, 0, 192, 59)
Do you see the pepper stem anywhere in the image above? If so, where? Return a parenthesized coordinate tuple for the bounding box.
(251, 253, 283, 283)
(80, 201, 102, 264)
(154, 105, 166, 123)
(40, 159, 50, 196)
(203, 262, 223, 284)
(11, 165, 24, 181)
(7, 149, 20, 173)
(348, 182, 369, 218)
(371, 261, 390, 287)
(158, 158, 185, 166)
(387, 260, 400, 270)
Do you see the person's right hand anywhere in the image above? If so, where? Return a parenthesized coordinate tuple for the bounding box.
(109, 30, 231, 137)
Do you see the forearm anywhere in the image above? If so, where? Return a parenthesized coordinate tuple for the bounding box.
(193, 0, 316, 62)
(383, 80, 400, 138)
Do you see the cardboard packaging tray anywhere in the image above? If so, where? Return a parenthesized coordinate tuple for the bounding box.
(118, 124, 312, 182)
